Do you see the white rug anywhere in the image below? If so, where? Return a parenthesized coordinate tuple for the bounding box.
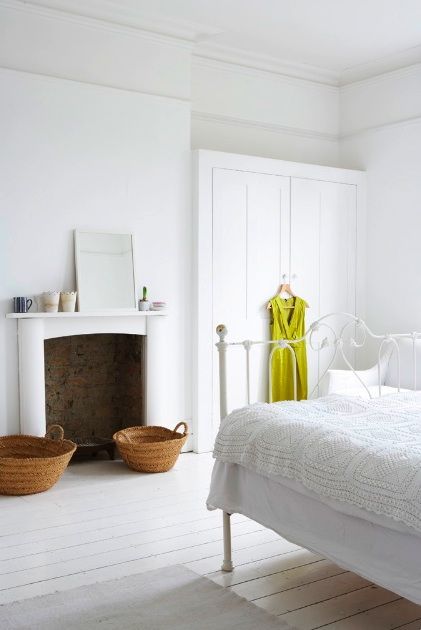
(1, 565, 295, 629)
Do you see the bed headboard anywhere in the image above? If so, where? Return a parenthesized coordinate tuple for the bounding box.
(385, 338, 421, 390)
(215, 313, 421, 419)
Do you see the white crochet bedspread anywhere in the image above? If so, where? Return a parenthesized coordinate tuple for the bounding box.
(213, 392, 421, 533)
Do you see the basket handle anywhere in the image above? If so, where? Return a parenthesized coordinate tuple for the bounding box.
(46, 424, 64, 441)
(116, 432, 130, 442)
(173, 422, 188, 436)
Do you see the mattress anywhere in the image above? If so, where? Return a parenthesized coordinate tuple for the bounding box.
(207, 460, 421, 604)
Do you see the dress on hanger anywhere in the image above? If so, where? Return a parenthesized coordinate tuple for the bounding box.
(269, 295, 308, 401)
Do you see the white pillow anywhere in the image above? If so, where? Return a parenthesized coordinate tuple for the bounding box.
(334, 385, 411, 399)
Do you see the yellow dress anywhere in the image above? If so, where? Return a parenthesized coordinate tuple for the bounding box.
(270, 296, 308, 401)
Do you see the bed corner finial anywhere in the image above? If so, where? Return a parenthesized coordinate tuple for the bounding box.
(216, 324, 228, 343)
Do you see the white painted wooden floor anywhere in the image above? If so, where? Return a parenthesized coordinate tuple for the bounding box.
(0, 453, 420, 629)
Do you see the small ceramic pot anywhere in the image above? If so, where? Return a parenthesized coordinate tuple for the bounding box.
(35, 295, 44, 312)
(43, 291, 60, 313)
(61, 291, 77, 312)
(138, 300, 150, 311)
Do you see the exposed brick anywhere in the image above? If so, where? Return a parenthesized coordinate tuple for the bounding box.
(44, 334, 144, 439)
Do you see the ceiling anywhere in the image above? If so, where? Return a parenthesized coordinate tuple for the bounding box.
(33, 0, 421, 83)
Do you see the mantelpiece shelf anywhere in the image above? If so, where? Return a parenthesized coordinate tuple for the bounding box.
(6, 311, 166, 319)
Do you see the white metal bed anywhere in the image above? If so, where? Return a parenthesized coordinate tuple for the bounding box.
(210, 313, 421, 604)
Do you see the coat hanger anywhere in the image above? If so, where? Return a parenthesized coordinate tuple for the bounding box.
(266, 283, 295, 310)
(266, 277, 309, 310)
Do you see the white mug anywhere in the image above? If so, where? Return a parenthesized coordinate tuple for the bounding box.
(43, 291, 60, 313)
(60, 291, 77, 312)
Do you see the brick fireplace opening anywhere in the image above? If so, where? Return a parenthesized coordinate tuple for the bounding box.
(44, 333, 144, 440)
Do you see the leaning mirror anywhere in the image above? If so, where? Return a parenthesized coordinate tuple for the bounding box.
(75, 230, 137, 311)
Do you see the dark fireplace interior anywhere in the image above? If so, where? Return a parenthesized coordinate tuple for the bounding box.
(45, 333, 144, 441)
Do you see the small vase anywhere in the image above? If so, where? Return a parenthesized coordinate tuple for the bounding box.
(139, 300, 150, 311)
(61, 291, 77, 312)
(43, 291, 60, 313)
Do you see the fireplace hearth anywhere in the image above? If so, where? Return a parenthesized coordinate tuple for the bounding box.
(72, 436, 116, 460)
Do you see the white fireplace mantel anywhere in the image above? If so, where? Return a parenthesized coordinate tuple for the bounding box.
(6, 311, 167, 436)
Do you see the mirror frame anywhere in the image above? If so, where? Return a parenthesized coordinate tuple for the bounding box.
(74, 230, 137, 312)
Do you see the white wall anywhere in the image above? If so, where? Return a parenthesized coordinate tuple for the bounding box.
(340, 66, 421, 334)
(341, 64, 421, 136)
(341, 122, 421, 333)
(0, 3, 348, 439)
(191, 57, 340, 166)
(5, 0, 420, 437)
(0, 2, 192, 436)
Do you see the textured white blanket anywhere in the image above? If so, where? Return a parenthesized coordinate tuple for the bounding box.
(213, 393, 421, 533)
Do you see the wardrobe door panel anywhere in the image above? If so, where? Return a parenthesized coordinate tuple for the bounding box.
(246, 173, 291, 404)
(290, 179, 321, 316)
(213, 169, 247, 331)
(212, 169, 248, 419)
(290, 178, 321, 395)
(318, 182, 357, 379)
(212, 169, 290, 417)
(290, 178, 357, 395)
(246, 173, 290, 320)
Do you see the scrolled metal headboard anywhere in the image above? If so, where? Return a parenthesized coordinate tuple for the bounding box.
(216, 312, 421, 419)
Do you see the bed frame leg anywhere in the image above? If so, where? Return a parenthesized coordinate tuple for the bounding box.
(216, 326, 233, 572)
(221, 511, 233, 572)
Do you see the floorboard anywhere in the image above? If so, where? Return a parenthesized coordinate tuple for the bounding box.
(0, 453, 420, 629)
(319, 598, 421, 629)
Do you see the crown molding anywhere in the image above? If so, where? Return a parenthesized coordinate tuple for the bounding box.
(340, 44, 421, 86)
(192, 57, 339, 95)
(194, 41, 421, 90)
(340, 61, 421, 93)
(0, 0, 220, 48)
(193, 42, 340, 88)
(2, 0, 421, 92)
(192, 111, 338, 143)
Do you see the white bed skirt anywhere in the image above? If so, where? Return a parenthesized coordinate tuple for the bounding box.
(207, 461, 421, 605)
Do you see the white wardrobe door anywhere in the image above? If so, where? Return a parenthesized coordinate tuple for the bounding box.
(212, 168, 290, 418)
(290, 178, 357, 394)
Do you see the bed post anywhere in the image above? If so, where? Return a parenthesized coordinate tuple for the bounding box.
(216, 324, 234, 572)
(216, 324, 228, 420)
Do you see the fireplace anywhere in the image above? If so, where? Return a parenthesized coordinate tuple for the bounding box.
(7, 311, 167, 436)
(45, 333, 144, 440)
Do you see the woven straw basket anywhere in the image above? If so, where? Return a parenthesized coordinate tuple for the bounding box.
(0, 425, 76, 496)
(114, 422, 188, 473)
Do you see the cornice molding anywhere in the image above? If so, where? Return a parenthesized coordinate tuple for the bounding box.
(2, 0, 421, 89)
(340, 44, 421, 86)
(193, 42, 340, 88)
(192, 56, 339, 95)
(0, 0, 219, 49)
(195, 41, 421, 89)
(191, 111, 338, 143)
(340, 61, 421, 92)
(193, 46, 421, 105)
